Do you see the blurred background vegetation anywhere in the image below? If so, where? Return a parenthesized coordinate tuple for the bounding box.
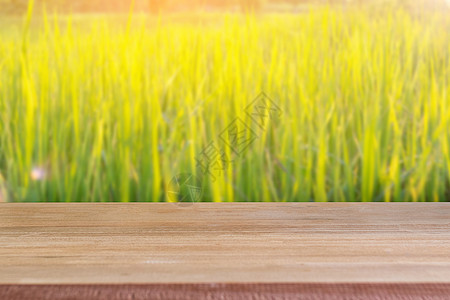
(0, 0, 449, 203)
(1, 0, 448, 14)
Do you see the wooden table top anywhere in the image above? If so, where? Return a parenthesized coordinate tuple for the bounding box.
(1, 202, 450, 299)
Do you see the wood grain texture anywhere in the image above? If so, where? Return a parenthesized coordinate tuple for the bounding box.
(2, 283, 450, 300)
(0, 203, 450, 285)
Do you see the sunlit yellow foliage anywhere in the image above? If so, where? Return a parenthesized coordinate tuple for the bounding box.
(0, 4, 449, 202)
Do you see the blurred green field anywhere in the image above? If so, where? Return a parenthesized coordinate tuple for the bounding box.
(0, 2, 449, 202)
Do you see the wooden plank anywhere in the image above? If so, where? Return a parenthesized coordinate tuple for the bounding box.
(0, 203, 450, 298)
(2, 283, 450, 300)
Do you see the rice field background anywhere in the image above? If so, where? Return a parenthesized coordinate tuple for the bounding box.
(0, 1, 449, 202)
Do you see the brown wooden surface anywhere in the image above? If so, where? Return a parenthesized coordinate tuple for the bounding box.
(2, 283, 450, 300)
(1, 203, 450, 299)
(1, 202, 450, 284)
